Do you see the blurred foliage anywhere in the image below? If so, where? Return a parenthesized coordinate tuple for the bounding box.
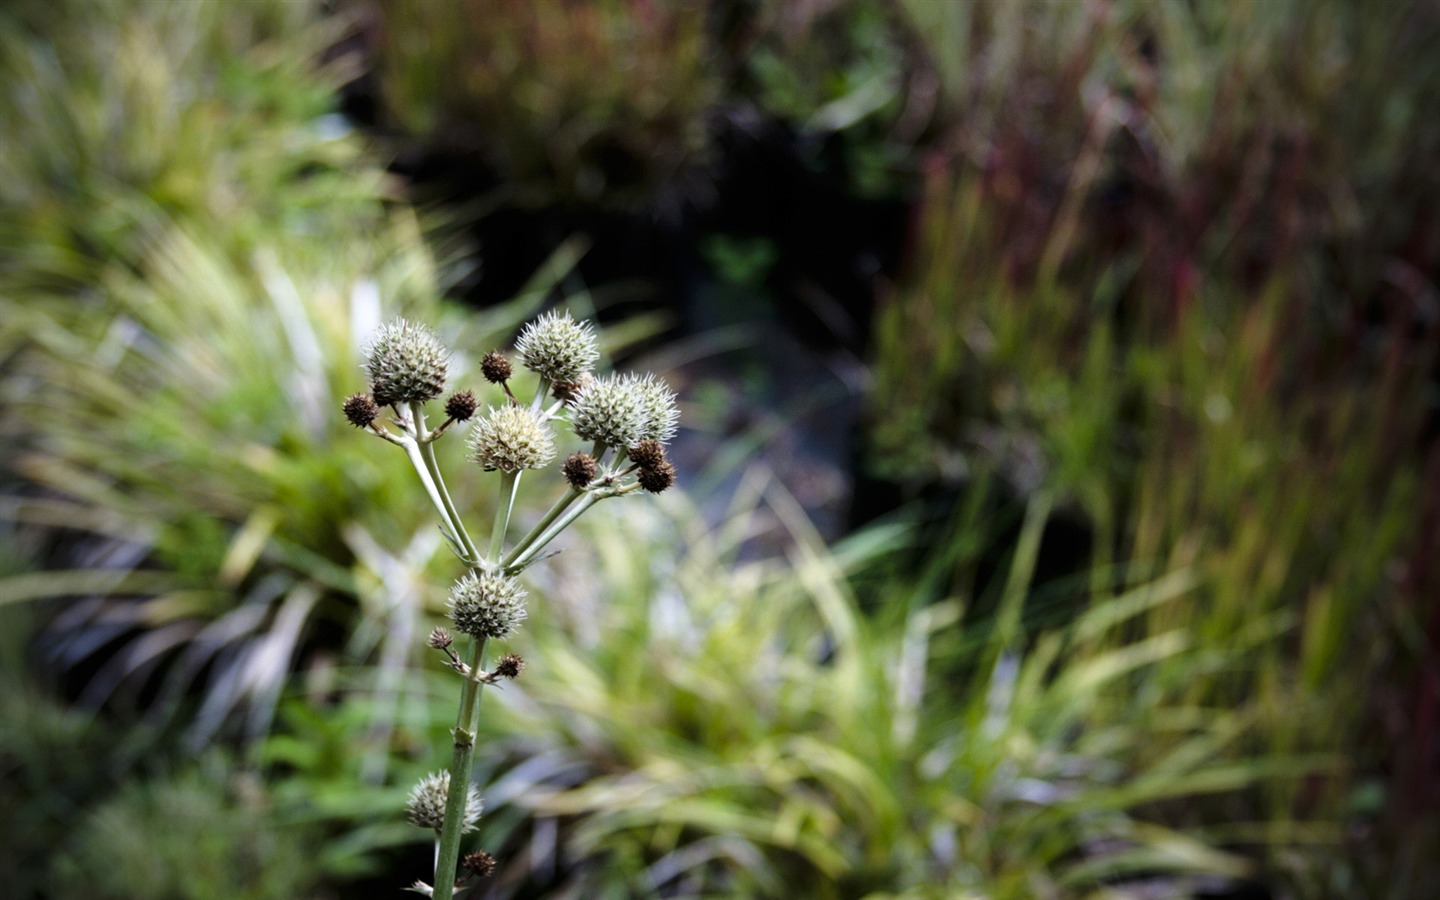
(369, 0, 719, 207)
(454, 481, 1324, 898)
(0, 0, 589, 748)
(870, 0, 1440, 895)
(53, 757, 324, 900)
(1, 0, 1435, 898)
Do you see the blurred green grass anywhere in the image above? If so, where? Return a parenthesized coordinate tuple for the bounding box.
(0, 0, 1435, 898)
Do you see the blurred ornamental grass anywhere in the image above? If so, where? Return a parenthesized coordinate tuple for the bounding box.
(0, 0, 592, 752)
(871, 0, 1440, 894)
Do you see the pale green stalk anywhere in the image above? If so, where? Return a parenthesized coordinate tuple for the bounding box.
(396, 401, 494, 900)
(506, 491, 604, 571)
(432, 634, 486, 900)
(501, 487, 584, 569)
(489, 471, 521, 563)
(409, 402, 481, 566)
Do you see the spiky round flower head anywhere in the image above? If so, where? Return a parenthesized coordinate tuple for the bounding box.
(495, 653, 525, 679)
(448, 571, 528, 639)
(445, 390, 479, 422)
(627, 438, 666, 471)
(569, 373, 647, 449)
(363, 319, 449, 406)
(466, 405, 556, 473)
(562, 452, 598, 488)
(480, 351, 513, 384)
(638, 459, 677, 494)
(630, 373, 680, 445)
(343, 393, 381, 428)
(406, 771, 482, 832)
(463, 850, 498, 878)
(515, 311, 599, 383)
(427, 626, 454, 650)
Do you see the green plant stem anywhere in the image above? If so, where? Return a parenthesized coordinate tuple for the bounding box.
(433, 635, 487, 900)
(501, 487, 584, 569)
(506, 491, 603, 570)
(410, 402, 481, 566)
(530, 376, 551, 413)
(488, 470, 520, 564)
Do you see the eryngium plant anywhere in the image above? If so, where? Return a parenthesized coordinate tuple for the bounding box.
(346, 311, 678, 899)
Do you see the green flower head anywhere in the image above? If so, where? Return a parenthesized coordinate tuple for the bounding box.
(406, 770, 482, 832)
(448, 571, 528, 639)
(466, 405, 556, 473)
(515, 311, 599, 383)
(363, 318, 449, 406)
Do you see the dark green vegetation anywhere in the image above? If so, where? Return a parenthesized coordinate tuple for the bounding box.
(1, 1, 1434, 897)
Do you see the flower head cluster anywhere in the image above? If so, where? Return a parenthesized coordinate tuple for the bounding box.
(448, 571, 528, 638)
(515, 311, 599, 383)
(363, 318, 449, 407)
(570, 373, 679, 450)
(406, 770, 482, 832)
(467, 405, 555, 473)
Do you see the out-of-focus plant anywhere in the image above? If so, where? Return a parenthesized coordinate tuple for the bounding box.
(0, 0, 587, 750)
(425, 474, 1319, 898)
(870, 0, 1440, 893)
(724, 0, 924, 199)
(52, 756, 323, 900)
(367, 0, 719, 208)
(343, 311, 679, 897)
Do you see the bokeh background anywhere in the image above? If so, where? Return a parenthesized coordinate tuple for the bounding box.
(2, 0, 1437, 897)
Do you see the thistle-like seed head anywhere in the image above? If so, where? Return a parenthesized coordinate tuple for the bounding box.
(480, 351, 513, 384)
(515, 311, 599, 383)
(463, 850, 498, 878)
(427, 626, 454, 650)
(445, 390, 479, 422)
(363, 319, 449, 406)
(637, 459, 677, 494)
(631, 373, 680, 445)
(406, 771, 482, 832)
(343, 393, 381, 428)
(569, 373, 647, 449)
(627, 439, 666, 471)
(562, 453, 598, 488)
(448, 571, 528, 639)
(466, 405, 556, 473)
(495, 653, 525, 679)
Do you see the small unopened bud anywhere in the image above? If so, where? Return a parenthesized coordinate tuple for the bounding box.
(445, 390, 479, 422)
(406, 771, 482, 832)
(515, 311, 599, 383)
(427, 626, 454, 650)
(495, 653, 525, 679)
(363, 319, 449, 406)
(480, 351, 513, 384)
(343, 393, 381, 428)
(448, 572, 528, 639)
(637, 460, 676, 494)
(562, 453, 598, 488)
(466, 405, 556, 473)
(463, 850, 497, 878)
(550, 373, 593, 405)
(627, 439, 666, 471)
